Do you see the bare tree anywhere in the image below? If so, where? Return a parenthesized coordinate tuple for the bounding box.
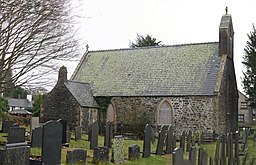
(0, 0, 80, 92)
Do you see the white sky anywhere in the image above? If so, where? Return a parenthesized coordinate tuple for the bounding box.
(69, 0, 256, 93)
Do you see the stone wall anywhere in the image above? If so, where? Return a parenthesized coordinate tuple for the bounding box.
(111, 96, 216, 135)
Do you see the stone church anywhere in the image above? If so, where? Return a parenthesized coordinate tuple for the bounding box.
(43, 12, 238, 135)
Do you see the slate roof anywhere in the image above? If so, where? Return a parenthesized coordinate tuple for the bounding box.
(9, 109, 32, 115)
(71, 42, 222, 96)
(7, 98, 33, 108)
(64, 81, 99, 108)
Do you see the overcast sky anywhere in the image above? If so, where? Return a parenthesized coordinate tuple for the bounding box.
(70, 0, 256, 93)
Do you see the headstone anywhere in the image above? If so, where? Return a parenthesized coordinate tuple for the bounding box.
(128, 144, 140, 160)
(214, 137, 221, 164)
(2, 120, 14, 133)
(75, 126, 82, 141)
(198, 147, 208, 165)
(172, 147, 190, 165)
(112, 136, 125, 164)
(180, 130, 186, 151)
(7, 127, 25, 144)
(166, 125, 174, 154)
(172, 133, 177, 150)
(142, 124, 152, 158)
(186, 130, 192, 152)
(31, 127, 43, 148)
(234, 131, 240, 165)
(66, 148, 87, 165)
(30, 117, 40, 134)
(93, 146, 109, 164)
(42, 120, 63, 165)
(220, 135, 226, 165)
(0, 146, 30, 165)
(104, 121, 113, 148)
(156, 125, 168, 155)
(57, 119, 68, 144)
(189, 146, 197, 165)
(90, 121, 99, 149)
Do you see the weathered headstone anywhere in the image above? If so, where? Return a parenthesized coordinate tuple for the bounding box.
(7, 127, 25, 144)
(172, 147, 190, 165)
(214, 136, 221, 164)
(166, 125, 174, 154)
(57, 119, 68, 144)
(156, 125, 168, 155)
(180, 130, 186, 151)
(42, 120, 63, 165)
(128, 144, 140, 160)
(0, 146, 30, 165)
(104, 121, 113, 148)
(93, 146, 109, 164)
(172, 133, 177, 150)
(186, 130, 192, 152)
(66, 148, 87, 165)
(112, 136, 125, 164)
(2, 120, 14, 133)
(75, 126, 82, 141)
(234, 131, 240, 165)
(189, 146, 197, 165)
(31, 127, 43, 148)
(30, 117, 40, 135)
(220, 135, 226, 165)
(90, 121, 99, 149)
(142, 124, 152, 158)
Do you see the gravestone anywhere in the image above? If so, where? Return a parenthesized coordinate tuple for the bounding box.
(166, 125, 174, 154)
(104, 121, 113, 148)
(198, 147, 208, 165)
(112, 136, 125, 164)
(186, 130, 192, 152)
(234, 131, 240, 165)
(66, 148, 87, 165)
(57, 119, 68, 143)
(156, 125, 168, 155)
(7, 127, 25, 144)
(31, 127, 43, 148)
(189, 146, 197, 165)
(2, 120, 14, 133)
(30, 117, 40, 135)
(93, 146, 109, 164)
(180, 130, 186, 151)
(0, 146, 30, 165)
(172, 133, 177, 150)
(214, 136, 221, 164)
(128, 144, 140, 160)
(220, 135, 226, 165)
(42, 120, 63, 165)
(142, 124, 152, 158)
(172, 147, 190, 165)
(90, 121, 99, 149)
(75, 126, 82, 141)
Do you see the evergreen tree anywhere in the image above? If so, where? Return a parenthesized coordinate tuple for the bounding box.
(130, 34, 162, 48)
(242, 25, 256, 108)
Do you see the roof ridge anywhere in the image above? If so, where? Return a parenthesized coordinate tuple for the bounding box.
(66, 80, 91, 86)
(87, 41, 219, 53)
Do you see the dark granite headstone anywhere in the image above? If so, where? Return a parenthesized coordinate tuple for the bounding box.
(93, 146, 109, 164)
(186, 130, 192, 152)
(189, 146, 196, 165)
(156, 125, 168, 155)
(172, 147, 190, 165)
(198, 147, 208, 165)
(57, 119, 68, 144)
(172, 133, 177, 150)
(90, 121, 99, 149)
(2, 120, 14, 133)
(7, 127, 25, 144)
(0, 146, 30, 165)
(234, 131, 240, 165)
(75, 126, 82, 141)
(42, 120, 63, 165)
(31, 127, 43, 148)
(166, 125, 174, 154)
(180, 130, 186, 151)
(214, 136, 221, 164)
(66, 148, 87, 164)
(220, 135, 226, 165)
(104, 121, 113, 148)
(142, 124, 152, 158)
(128, 144, 140, 160)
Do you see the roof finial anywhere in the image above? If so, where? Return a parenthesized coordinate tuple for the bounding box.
(86, 44, 89, 51)
(225, 6, 228, 14)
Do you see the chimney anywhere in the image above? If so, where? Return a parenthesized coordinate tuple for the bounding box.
(58, 66, 67, 84)
(219, 9, 234, 59)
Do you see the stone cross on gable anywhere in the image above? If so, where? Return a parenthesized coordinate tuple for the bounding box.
(225, 7, 228, 14)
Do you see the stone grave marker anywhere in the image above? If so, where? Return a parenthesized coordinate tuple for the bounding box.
(189, 146, 197, 165)
(172, 133, 177, 150)
(104, 121, 113, 148)
(90, 121, 99, 149)
(66, 148, 87, 165)
(214, 136, 221, 164)
(166, 125, 174, 154)
(31, 127, 43, 148)
(7, 127, 25, 144)
(0, 146, 30, 165)
(142, 124, 152, 158)
(186, 130, 192, 152)
(93, 146, 109, 164)
(172, 147, 190, 165)
(57, 119, 68, 144)
(30, 117, 40, 135)
(198, 147, 208, 165)
(42, 120, 63, 165)
(128, 144, 140, 160)
(234, 131, 240, 165)
(2, 120, 14, 133)
(156, 125, 168, 155)
(220, 135, 226, 165)
(112, 136, 125, 164)
(75, 126, 82, 141)
(180, 130, 186, 151)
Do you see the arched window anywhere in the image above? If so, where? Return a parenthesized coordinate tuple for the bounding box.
(107, 103, 116, 123)
(157, 100, 173, 125)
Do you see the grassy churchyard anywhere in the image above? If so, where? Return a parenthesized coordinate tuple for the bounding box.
(1, 122, 256, 165)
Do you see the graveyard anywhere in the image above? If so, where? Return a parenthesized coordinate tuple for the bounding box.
(0, 119, 256, 164)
